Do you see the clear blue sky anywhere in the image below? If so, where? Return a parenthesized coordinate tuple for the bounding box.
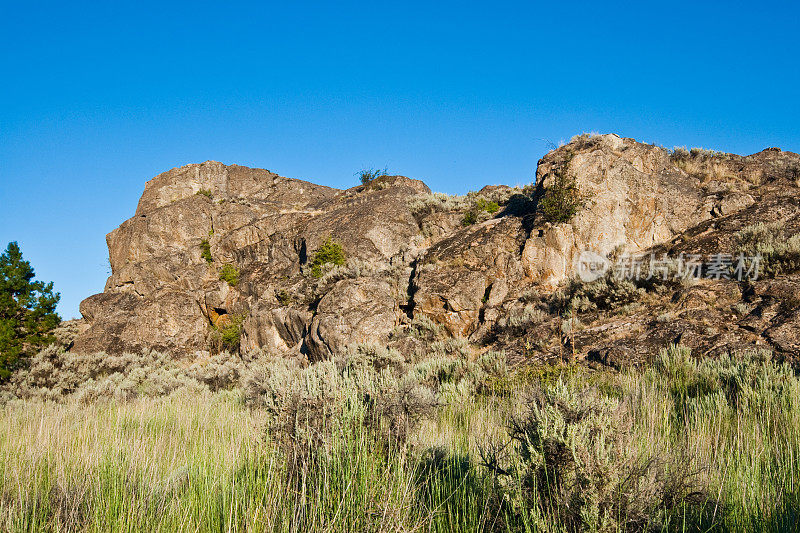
(1, 0, 799, 318)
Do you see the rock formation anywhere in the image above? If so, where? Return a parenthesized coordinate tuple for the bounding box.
(73, 134, 800, 367)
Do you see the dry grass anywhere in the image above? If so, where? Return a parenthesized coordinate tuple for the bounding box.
(671, 148, 760, 188)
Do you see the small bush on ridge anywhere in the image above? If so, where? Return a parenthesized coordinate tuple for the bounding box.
(357, 167, 389, 185)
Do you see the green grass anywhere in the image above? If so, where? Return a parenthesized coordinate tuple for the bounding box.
(1, 346, 799, 531)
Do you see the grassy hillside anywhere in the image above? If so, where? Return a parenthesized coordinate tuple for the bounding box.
(0, 345, 799, 532)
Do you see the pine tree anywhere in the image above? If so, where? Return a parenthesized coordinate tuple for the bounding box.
(0, 242, 61, 379)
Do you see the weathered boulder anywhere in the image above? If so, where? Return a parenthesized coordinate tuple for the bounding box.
(522, 134, 711, 288)
(306, 278, 401, 360)
(411, 217, 527, 337)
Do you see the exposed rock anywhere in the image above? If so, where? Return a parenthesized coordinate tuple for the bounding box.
(72, 137, 800, 368)
(306, 278, 400, 360)
(412, 217, 527, 337)
(522, 134, 711, 289)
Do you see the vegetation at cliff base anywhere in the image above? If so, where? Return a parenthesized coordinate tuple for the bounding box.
(1, 341, 799, 532)
(0, 242, 60, 380)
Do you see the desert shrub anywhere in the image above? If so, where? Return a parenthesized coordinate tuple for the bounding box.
(309, 237, 346, 279)
(671, 146, 690, 160)
(0, 345, 245, 403)
(409, 315, 442, 341)
(245, 344, 437, 445)
(461, 197, 500, 226)
(553, 274, 644, 315)
(218, 264, 240, 286)
(461, 210, 478, 226)
(481, 381, 705, 531)
(652, 344, 793, 424)
(196, 189, 212, 198)
(200, 239, 213, 263)
(497, 304, 548, 331)
(538, 153, 589, 224)
(569, 132, 602, 147)
(735, 222, 800, 277)
(357, 167, 388, 185)
(474, 197, 500, 214)
(408, 187, 524, 220)
(0, 242, 61, 380)
(408, 348, 507, 400)
(314, 258, 382, 291)
(428, 337, 471, 359)
(408, 192, 470, 216)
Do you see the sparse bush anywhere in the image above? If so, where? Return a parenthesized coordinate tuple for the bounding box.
(569, 132, 602, 148)
(498, 304, 548, 331)
(461, 197, 501, 226)
(218, 264, 240, 286)
(409, 315, 442, 341)
(461, 210, 478, 226)
(735, 222, 800, 277)
(474, 197, 499, 214)
(196, 189, 212, 198)
(482, 381, 705, 532)
(538, 153, 589, 224)
(428, 337, 471, 359)
(200, 239, 213, 263)
(308, 237, 346, 278)
(408, 192, 470, 216)
(553, 274, 644, 314)
(671, 146, 690, 160)
(408, 187, 524, 220)
(315, 257, 382, 289)
(357, 167, 389, 185)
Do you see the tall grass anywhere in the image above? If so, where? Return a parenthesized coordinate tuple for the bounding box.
(0, 345, 799, 531)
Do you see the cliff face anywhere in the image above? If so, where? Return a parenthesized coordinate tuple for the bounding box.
(73, 134, 800, 367)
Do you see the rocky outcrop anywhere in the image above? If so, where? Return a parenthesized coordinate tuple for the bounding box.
(521, 135, 712, 288)
(73, 135, 800, 366)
